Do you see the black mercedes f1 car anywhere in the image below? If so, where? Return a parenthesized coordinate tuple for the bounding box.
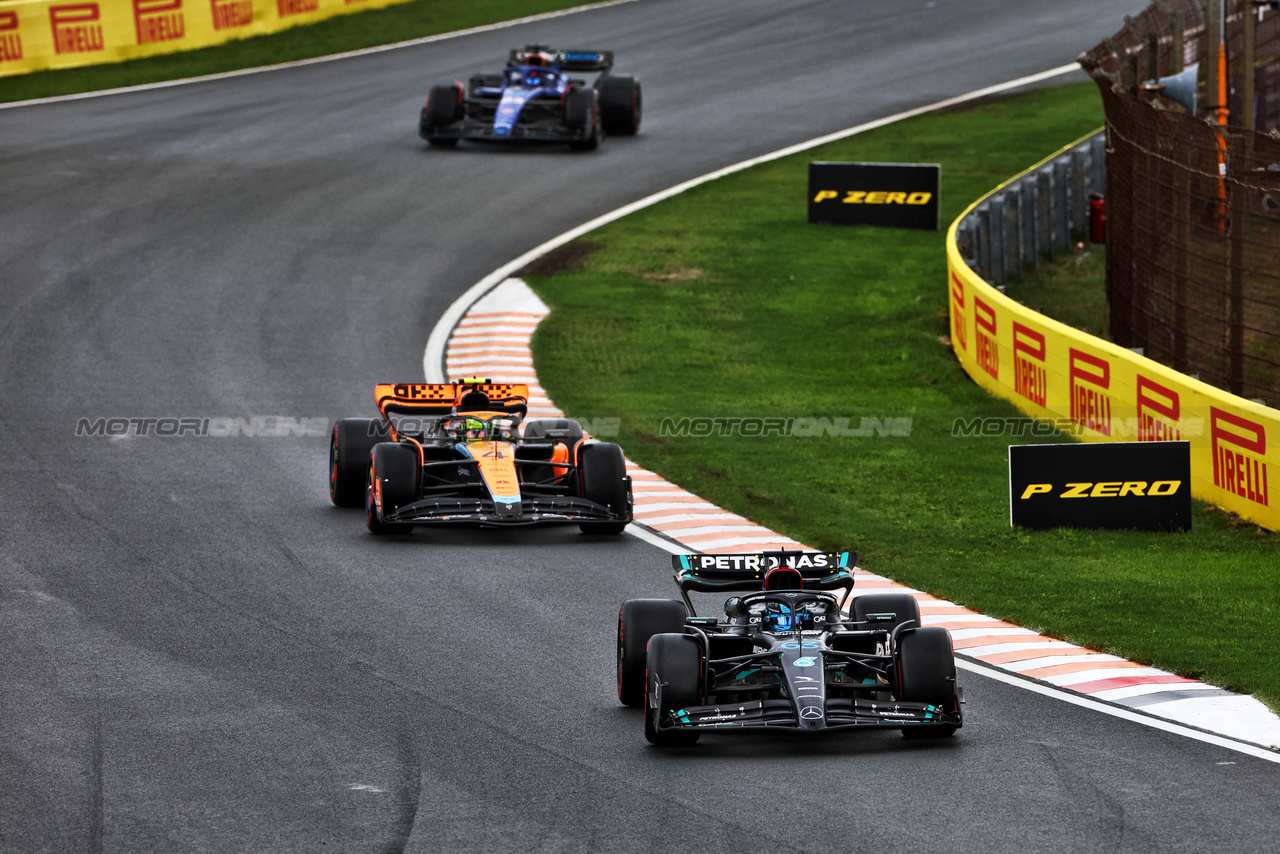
(419, 45, 641, 150)
(617, 551, 963, 745)
(329, 380, 632, 535)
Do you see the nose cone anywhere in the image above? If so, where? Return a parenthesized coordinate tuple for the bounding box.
(780, 648, 826, 730)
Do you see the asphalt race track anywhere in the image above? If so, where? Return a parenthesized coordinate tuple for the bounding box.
(2, 1, 1278, 850)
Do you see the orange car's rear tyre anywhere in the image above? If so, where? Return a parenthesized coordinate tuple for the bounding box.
(579, 442, 628, 534)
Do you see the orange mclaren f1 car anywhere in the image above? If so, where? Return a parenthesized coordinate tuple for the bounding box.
(329, 380, 632, 535)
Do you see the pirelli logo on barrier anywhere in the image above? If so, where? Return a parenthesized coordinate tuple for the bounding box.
(50, 3, 104, 54)
(974, 296, 998, 380)
(1013, 322, 1047, 406)
(1010, 441, 1191, 531)
(949, 273, 967, 353)
(1211, 408, 1269, 507)
(211, 0, 253, 30)
(1136, 374, 1188, 441)
(277, 0, 318, 17)
(133, 0, 183, 45)
(808, 162, 939, 230)
(0, 11, 23, 63)
(1069, 349, 1112, 436)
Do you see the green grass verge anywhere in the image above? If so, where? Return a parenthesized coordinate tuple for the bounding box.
(0, 0, 591, 103)
(1005, 241, 1110, 340)
(524, 81, 1280, 711)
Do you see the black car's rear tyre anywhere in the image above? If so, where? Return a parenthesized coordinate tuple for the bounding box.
(565, 87, 600, 151)
(852, 592, 921, 636)
(618, 599, 687, 707)
(366, 443, 418, 535)
(578, 442, 628, 534)
(644, 633, 703, 746)
(599, 74, 641, 136)
(330, 418, 381, 507)
(896, 626, 959, 739)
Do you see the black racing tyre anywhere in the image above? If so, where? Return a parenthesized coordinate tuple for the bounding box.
(599, 75, 641, 136)
(896, 626, 959, 739)
(618, 599, 687, 708)
(578, 442, 629, 534)
(366, 443, 418, 535)
(426, 83, 462, 126)
(424, 83, 462, 147)
(852, 592, 921, 636)
(330, 418, 381, 507)
(565, 87, 600, 151)
(644, 633, 703, 746)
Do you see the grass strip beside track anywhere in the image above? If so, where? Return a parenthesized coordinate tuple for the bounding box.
(0, 0, 598, 104)
(524, 81, 1280, 712)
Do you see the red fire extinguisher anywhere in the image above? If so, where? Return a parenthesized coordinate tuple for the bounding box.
(1089, 193, 1106, 244)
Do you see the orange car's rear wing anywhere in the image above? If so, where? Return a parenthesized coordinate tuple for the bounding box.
(375, 381, 530, 418)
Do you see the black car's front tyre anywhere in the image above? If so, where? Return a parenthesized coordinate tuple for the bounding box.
(423, 83, 463, 147)
(565, 87, 600, 151)
(366, 443, 418, 535)
(618, 599, 688, 707)
(578, 442, 629, 534)
(330, 418, 381, 507)
(644, 633, 703, 746)
(599, 74, 641, 136)
(896, 626, 959, 739)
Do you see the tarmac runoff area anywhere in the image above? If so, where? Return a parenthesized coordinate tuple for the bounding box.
(436, 276, 1280, 757)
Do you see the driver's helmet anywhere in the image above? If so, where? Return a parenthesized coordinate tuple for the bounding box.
(442, 416, 488, 441)
(444, 416, 519, 442)
(763, 602, 794, 633)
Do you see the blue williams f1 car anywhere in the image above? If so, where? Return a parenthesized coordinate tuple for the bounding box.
(617, 551, 964, 745)
(419, 45, 641, 150)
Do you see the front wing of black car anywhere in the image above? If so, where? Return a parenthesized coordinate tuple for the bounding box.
(653, 696, 963, 734)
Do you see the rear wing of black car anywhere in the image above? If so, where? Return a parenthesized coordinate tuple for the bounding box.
(672, 551, 856, 595)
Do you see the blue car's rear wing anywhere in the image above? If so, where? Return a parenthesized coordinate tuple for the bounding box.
(506, 46, 613, 72)
(671, 550, 855, 595)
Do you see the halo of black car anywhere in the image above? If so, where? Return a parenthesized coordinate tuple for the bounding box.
(330, 379, 632, 535)
(618, 551, 964, 745)
(419, 45, 642, 150)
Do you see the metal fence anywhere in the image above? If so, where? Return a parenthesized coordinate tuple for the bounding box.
(1080, 0, 1280, 404)
(953, 134, 1105, 290)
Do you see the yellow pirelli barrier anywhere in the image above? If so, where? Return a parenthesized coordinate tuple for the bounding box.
(947, 135, 1280, 531)
(0, 0, 410, 76)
